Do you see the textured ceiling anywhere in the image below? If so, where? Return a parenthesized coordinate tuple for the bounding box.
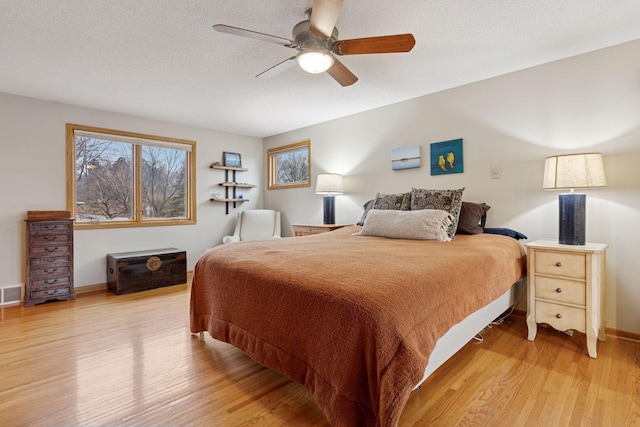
(1, 1, 640, 138)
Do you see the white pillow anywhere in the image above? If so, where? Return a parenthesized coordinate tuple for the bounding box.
(354, 209, 453, 242)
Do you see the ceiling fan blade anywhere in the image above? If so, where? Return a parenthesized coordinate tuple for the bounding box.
(256, 57, 297, 79)
(326, 58, 358, 86)
(310, 0, 344, 38)
(213, 24, 295, 47)
(333, 34, 416, 55)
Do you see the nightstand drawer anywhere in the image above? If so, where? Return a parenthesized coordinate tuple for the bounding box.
(535, 251, 585, 279)
(535, 276, 585, 306)
(291, 224, 350, 236)
(535, 301, 585, 332)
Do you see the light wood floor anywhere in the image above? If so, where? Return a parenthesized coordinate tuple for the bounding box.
(1, 284, 638, 426)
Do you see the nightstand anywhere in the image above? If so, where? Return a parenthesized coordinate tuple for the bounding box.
(526, 240, 607, 358)
(291, 224, 351, 237)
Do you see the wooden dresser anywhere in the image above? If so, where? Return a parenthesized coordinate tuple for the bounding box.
(25, 212, 75, 306)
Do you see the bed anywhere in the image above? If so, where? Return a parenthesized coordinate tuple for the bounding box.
(190, 222, 526, 426)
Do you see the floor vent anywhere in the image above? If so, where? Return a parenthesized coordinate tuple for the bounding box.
(1, 285, 22, 305)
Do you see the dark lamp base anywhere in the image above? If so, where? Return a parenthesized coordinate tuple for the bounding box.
(323, 196, 336, 225)
(559, 193, 586, 245)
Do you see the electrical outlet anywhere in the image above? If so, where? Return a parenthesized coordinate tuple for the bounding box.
(491, 166, 501, 179)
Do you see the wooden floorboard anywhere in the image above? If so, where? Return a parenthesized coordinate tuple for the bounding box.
(0, 284, 638, 426)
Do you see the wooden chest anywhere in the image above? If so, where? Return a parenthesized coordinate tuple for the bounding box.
(25, 217, 75, 306)
(107, 248, 187, 295)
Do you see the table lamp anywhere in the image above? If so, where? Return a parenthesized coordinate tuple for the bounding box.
(315, 173, 343, 225)
(543, 153, 606, 245)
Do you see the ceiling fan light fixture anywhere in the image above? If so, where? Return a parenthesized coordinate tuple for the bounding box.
(296, 50, 334, 74)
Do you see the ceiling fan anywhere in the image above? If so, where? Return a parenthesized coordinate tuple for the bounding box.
(213, 0, 416, 86)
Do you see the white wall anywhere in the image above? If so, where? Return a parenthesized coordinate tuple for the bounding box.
(0, 93, 263, 290)
(264, 40, 640, 335)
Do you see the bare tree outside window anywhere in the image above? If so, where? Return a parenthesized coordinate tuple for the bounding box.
(67, 124, 196, 229)
(75, 138, 133, 221)
(268, 140, 311, 190)
(142, 146, 187, 219)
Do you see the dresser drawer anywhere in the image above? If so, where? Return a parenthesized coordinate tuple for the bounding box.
(535, 276, 585, 306)
(29, 276, 72, 291)
(29, 265, 72, 280)
(29, 221, 73, 234)
(30, 233, 72, 246)
(30, 244, 72, 257)
(536, 300, 585, 332)
(30, 287, 73, 300)
(535, 251, 585, 279)
(30, 254, 72, 268)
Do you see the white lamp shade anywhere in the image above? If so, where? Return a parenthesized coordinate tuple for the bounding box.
(543, 153, 606, 190)
(296, 50, 335, 74)
(315, 173, 343, 194)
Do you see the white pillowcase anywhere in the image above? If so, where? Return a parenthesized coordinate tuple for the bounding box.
(354, 209, 453, 242)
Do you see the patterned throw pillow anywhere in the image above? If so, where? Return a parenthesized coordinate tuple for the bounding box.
(410, 188, 465, 239)
(373, 192, 412, 210)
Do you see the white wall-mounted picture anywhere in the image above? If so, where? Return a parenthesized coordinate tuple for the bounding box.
(391, 145, 421, 170)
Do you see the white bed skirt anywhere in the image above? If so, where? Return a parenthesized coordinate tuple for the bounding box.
(416, 278, 525, 388)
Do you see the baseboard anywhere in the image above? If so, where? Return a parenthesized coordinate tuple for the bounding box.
(75, 283, 108, 293)
(75, 270, 193, 294)
(511, 309, 639, 342)
(605, 327, 640, 342)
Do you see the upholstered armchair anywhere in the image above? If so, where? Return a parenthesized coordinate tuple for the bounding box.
(222, 209, 282, 244)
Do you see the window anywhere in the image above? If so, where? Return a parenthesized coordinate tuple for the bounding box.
(67, 124, 196, 228)
(267, 140, 311, 190)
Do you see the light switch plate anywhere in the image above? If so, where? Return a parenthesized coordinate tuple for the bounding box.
(491, 166, 501, 179)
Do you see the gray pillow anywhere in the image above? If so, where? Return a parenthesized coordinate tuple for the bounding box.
(410, 187, 465, 239)
(357, 199, 376, 226)
(355, 209, 453, 241)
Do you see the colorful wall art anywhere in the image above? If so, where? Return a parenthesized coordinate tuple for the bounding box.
(430, 138, 463, 175)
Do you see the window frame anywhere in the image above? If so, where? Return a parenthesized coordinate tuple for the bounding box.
(267, 140, 311, 190)
(66, 123, 196, 229)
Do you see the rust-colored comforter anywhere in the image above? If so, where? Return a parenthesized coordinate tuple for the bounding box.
(190, 226, 526, 426)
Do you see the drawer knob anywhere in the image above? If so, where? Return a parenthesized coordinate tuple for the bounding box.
(556, 313, 563, 319)
(555, 288, 563, 293)
(555, 262, 562, 267)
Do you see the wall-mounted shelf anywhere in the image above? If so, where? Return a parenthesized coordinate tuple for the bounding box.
(210, 163, 254, 214)
(211, 165, 247, 172)
(210, 197, 250, 203)
(219, 182, 256, 188)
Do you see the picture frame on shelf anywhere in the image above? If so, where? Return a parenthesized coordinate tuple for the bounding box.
(223, 151, 242, 168)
